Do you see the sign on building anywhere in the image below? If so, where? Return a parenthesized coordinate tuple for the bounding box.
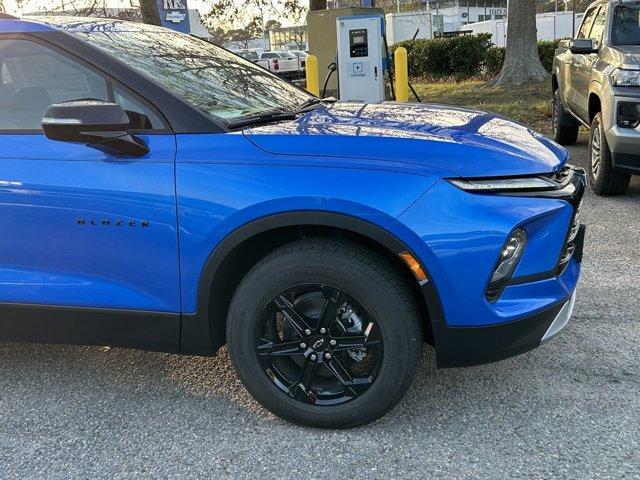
(156, 0, 191, 33)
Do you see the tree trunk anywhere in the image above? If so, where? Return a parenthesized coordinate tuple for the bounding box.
(140, 0, 162, 26)
(492, 0, 548, 86)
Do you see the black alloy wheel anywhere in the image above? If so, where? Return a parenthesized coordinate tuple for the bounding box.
(589, 112, 630, 196)
(256, 283, 383, 406)
(227, 239, 423, 428)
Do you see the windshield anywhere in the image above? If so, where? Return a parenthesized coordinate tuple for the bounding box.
(60, 21, 311, 124)
(612, 3, 640, 45)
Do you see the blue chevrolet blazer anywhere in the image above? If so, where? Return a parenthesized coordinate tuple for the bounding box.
(0, 15, 585, 428)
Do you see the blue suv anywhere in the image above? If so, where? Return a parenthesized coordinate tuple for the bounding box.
(0, 15, 585, 428)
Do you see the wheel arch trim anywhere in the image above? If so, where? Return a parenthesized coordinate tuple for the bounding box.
(179, 210, 445, 356)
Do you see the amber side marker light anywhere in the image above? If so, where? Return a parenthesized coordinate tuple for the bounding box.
(399, 251, 428, 284)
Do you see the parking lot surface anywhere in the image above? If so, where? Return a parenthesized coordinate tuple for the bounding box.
(0, 134, 638, 479)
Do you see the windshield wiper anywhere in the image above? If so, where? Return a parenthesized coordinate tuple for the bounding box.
(226, 110, 297, 128)
(295, 96, 337, 114)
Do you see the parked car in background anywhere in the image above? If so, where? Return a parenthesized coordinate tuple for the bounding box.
(552, 0, 640, 196)
(289, 49, 308, 70)
(237, 49, 260, 61)
(0, 15, 585, 429)
(256, 51, 302, 79)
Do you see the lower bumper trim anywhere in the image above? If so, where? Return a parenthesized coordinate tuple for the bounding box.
(433, 295, 573, 368)
(612, 152, 640, 174)
(541, 290, 576, 343)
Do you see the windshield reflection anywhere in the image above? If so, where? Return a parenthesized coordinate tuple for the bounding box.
(613, 5, 640, 46)
(45, 18, 311, 123)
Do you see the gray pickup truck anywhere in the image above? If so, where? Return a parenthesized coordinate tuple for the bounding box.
(552, 0, 640, 195)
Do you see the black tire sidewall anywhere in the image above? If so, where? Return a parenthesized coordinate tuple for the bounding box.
(588, 113, 604, 188)
(226, 241, 422, 428)
(552, 91, 561, 139)
(589, 112, 630, 195)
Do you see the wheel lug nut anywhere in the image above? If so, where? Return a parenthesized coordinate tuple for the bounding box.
(324, 353, 332, 360)
(310, 354, 317, 361)
(319, 327, 327, 334)
(304, 329, 311, 336)
(300, 343, 307, 349)
(329, 339, 337, 346)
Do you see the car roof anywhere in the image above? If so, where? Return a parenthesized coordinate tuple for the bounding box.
(588, 0, 638, 8)
(0, 15, 166, 34)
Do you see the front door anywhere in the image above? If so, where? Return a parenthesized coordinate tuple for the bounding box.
(0, 36, 180, 350)
(571, 6, 603, 120)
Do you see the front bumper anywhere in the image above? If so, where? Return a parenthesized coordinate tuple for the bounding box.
(604, 93, 640, 174)
(605, 125, 640, 174)
(428, 224, 583, 368)
(398, 167, 586, 368)
(430, 261, 580, 368)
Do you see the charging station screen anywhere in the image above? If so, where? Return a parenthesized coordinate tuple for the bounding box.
(349, 29, 369, 58)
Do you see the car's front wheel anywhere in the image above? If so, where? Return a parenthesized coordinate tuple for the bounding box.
(589, 112, 630, 196)
(226, 239, 423, 428)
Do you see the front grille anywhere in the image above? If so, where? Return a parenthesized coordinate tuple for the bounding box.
(557, 200, 582, 273)
(549, 166, 586, 273)
(494, 165, 586, 272)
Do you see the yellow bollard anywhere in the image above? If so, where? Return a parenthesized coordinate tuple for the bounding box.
(306, 54, 320, 97)
(395, 47, 409, 103)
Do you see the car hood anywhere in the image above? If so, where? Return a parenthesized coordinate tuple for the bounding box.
(242, 103, 568, 178)
(608, 45, 640, 68)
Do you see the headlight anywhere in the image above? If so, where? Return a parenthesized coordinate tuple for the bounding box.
(486, 228, 527, 302)
(449, 177, 555, 192)
(611, 68, 640, 87)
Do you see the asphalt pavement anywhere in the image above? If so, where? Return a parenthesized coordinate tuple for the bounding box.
(0, 133, 638, 479)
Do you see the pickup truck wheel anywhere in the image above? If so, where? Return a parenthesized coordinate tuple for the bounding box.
(589, 112, 630, 196)
(552, 91, 579, 145)
(226, 239, 423, 428)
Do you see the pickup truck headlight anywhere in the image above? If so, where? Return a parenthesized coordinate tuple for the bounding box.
(449, 177, 555, 192)
(611, 68, 640, 87)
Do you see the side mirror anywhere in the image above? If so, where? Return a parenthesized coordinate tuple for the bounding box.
(569, 38, 598, 55)
(42, 100, 149, 157)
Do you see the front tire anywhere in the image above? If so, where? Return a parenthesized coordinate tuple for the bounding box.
(552, 90, 579, 146)
(227, 239, 423, 428)
(589, 112, 630, 196)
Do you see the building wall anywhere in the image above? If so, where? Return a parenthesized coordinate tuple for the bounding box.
(425, 1, 507, 32)
(385, 11, 433, 44)
(466, 11, 584, 47)
(386, 8, 584, 45)
(268, 26, 308, 51)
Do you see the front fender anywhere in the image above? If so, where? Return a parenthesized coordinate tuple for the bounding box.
(176, 161, 439, 316)
(397, 179, 576, 328)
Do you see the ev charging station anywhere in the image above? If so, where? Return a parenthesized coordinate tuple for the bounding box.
(336, 15, 386, 104)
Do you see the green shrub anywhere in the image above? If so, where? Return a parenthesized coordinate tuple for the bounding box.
(394, 36, 562, 80)
(392, 33, 492, 79)
(448, 34, 493, 77)
(484, 46, 506, 77)
(538, 39, 562, 73)
(481, 39, 561, 77)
